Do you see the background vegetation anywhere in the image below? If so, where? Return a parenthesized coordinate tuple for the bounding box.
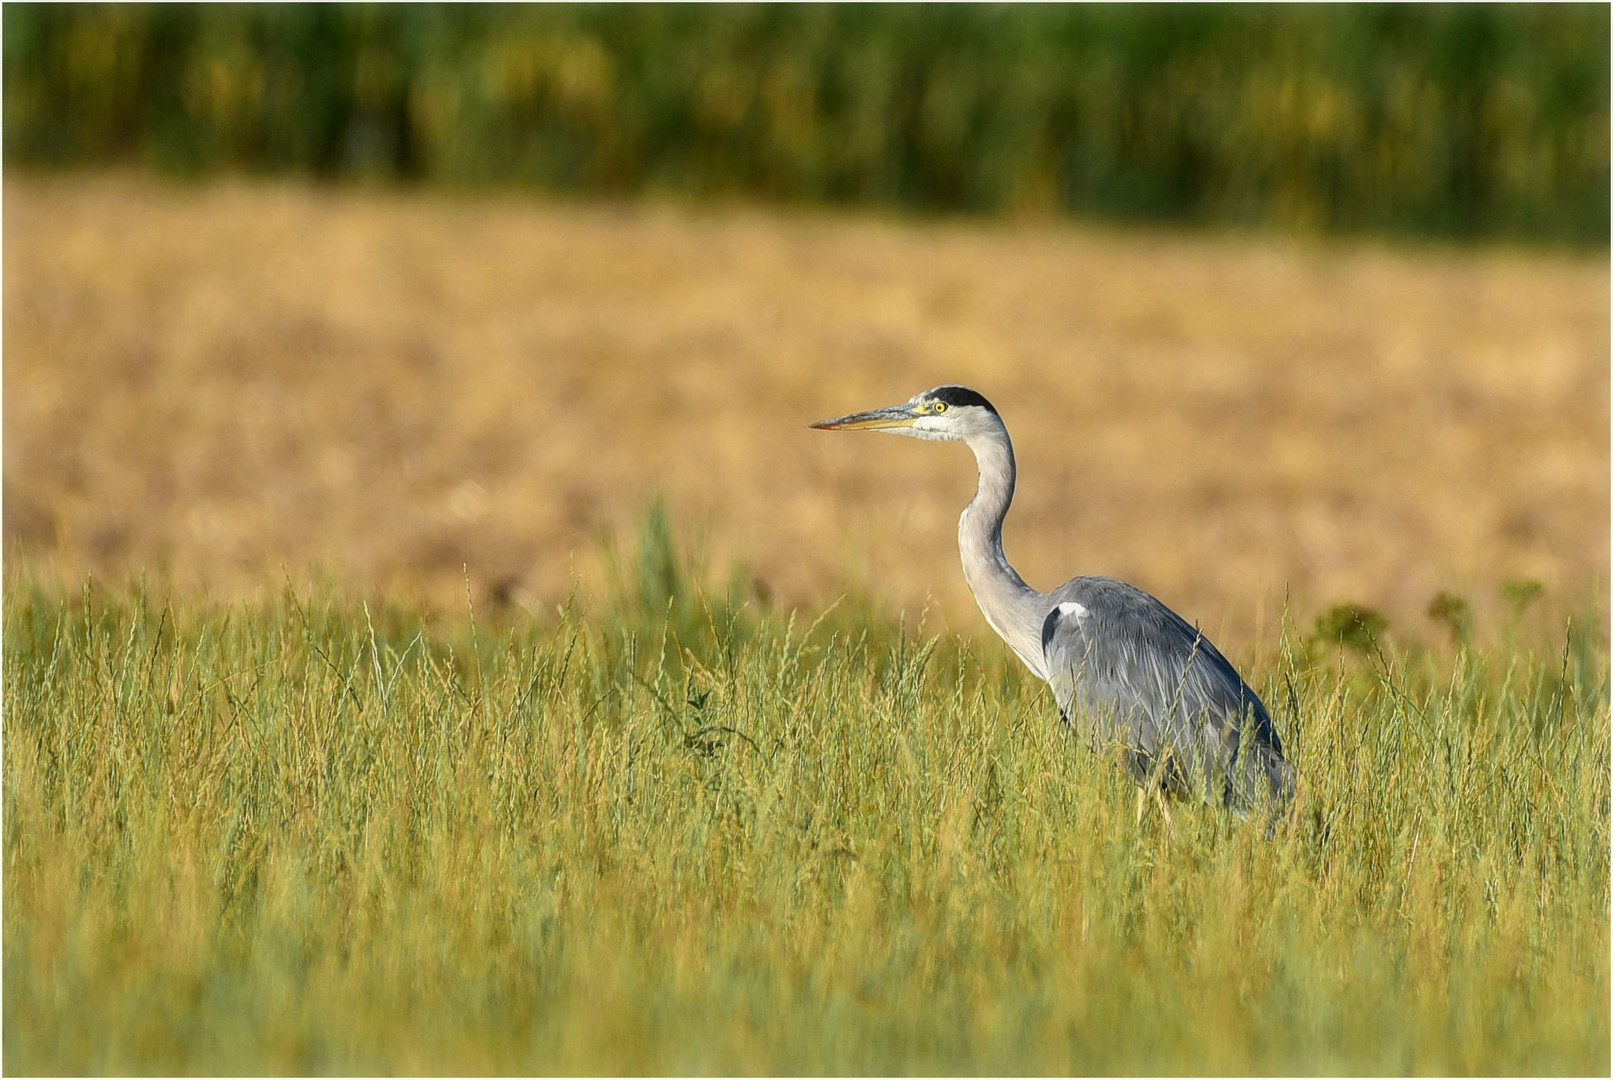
(5, 3, 1608, 243)
(6, 176, 1606, 637)
(4, 525, 1609, 1073)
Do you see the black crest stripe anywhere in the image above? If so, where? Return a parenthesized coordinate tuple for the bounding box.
(931, 385, 998, 414)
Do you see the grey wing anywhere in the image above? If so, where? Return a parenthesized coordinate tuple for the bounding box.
(1040, 576, 1292, 810)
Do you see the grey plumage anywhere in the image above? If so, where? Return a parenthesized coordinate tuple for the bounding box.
(812, 384, 1293, 819)
(1040, 576, 1292, 810)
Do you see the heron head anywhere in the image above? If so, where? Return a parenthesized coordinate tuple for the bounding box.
(809, 385, 1000, 442)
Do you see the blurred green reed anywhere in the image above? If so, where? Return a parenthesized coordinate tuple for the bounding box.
(4, 4, 1607, 243)
(4, 517, 1608, 1073)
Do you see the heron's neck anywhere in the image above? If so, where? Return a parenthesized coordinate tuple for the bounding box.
(958, 423, 1047, 679)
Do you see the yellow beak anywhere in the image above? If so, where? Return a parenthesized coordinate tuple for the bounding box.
(808, 405, 919, 431)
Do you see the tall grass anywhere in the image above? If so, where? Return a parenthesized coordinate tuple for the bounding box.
(4, 534, 1608, 1072)
(4, 4, 1607, 243)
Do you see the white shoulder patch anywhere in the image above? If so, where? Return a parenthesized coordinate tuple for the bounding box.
(1056, 601, 1089, 621)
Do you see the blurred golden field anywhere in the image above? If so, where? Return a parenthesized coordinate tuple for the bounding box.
(4, 173, 1607, 642)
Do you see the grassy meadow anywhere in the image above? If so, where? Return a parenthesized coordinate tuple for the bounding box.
(3, 174, 1609, 1072)
(4, 521, 1609, 1073)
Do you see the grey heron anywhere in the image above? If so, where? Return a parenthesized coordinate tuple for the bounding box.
(812, 385, 1293, 825)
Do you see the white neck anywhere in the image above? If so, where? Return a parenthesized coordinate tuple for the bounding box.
(957, 419, 1048, 679)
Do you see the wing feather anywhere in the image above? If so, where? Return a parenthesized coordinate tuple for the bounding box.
(1040, 576, 1292, 810)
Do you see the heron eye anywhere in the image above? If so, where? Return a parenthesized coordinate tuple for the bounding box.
(933, 401, 947, 413)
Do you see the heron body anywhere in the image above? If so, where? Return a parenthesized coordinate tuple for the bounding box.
(812, 385, 1293, 816)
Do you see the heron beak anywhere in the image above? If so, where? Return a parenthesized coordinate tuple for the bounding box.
(809, 405, 919, 431)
